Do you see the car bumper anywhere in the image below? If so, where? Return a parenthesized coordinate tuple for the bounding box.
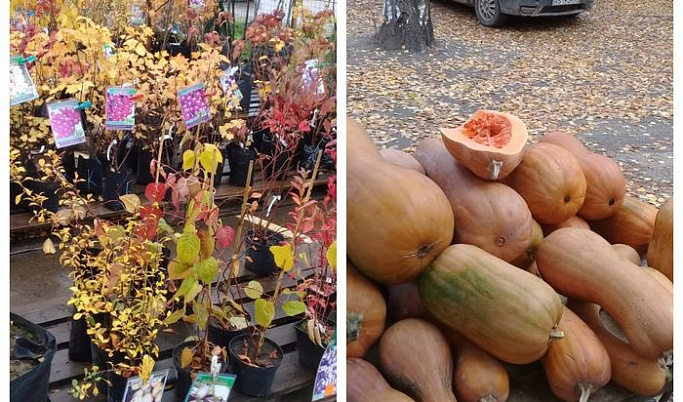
(500, 0, 593, 16)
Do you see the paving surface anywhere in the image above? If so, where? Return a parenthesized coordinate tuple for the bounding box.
(347, 0, 673, 206)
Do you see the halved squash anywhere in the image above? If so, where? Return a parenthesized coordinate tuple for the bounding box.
(441, 110, 527, 181)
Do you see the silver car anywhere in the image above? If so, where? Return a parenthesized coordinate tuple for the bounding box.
(455, 0, 594, 27)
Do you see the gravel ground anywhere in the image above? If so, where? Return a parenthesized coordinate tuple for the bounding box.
(347, 0, 673, 206)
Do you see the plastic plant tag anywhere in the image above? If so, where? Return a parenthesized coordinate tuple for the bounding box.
(47, 99, 86, 149)
(10, 56, 39, 106)
(106, 87, 136, 131)
(183, 372, 236, 402)
(312, 336, 337, 401)
(178, 83, 211, 129)
(188, 0, 205, 10)
(219, 67, 243, 109)
(121, 369, 169, 402)
(130, 1, 147, 26)
(303, 59, 325, 95)
(103, 43, 115, 59)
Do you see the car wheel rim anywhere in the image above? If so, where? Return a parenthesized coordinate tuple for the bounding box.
(478, 0, 497, 20)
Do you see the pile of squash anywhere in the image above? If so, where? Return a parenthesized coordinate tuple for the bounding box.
(347, 111, 673, 402)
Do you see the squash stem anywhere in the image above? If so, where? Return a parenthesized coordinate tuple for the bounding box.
(347, 312, 363, 342)
(549, 326, 565, 340)
(578, 383, 593, 402)
(661, 350, 673, 366)
(488, 159, 503, 180)
(479, 395, 497, 402)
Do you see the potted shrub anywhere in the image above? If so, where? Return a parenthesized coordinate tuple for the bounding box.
(10, 313, 58, 402)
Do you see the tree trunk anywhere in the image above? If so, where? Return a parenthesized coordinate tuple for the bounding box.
(376, 0, 434, 52)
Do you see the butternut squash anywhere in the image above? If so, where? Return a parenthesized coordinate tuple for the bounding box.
(348, 358, 416, 402)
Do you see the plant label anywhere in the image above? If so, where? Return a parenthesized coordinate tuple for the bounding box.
(188, 0, 205, 10)
(121, 369, 169, 402)
(10, 56, 39, 106)
(219, 67, 243, 109)
(130, 1, 147, 26)
(183, 373, 236, 402)
(303, 59, 325, 95)
(178, 83, 211, 129)
(106, 87, 136, 131)
(47, 99, 86, 149)
(312, 337, 337, 401)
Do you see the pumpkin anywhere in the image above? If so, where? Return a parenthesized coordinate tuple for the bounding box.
(441, 110, 527, 180)
(448, 331, 510, 402)
(647, 198, 673, 282)
(379, 318, 458, 402)
(539, 131, 625, 220)
(347, 263, 386, 358)
(347, 358, 416, 402)
(348, 117, 383, 160)
(348, 121, 455, 284)
(526, 261, 541, 278)
(643, 267, 673, 295)
(590, 195, 657, 255)
(535, 228, 673, 359)
(569, 301, 667, 396)
(541, 306, 611, 402)
(380, 148, 426, 175)
(414, 137, 533, 263)
(510, 219, 543, 269)
(611, 244, 641, 266)
(542, 215, 590, 237)
(386, 281, 429, 321)
(420, 244, 564, 364)
(503, 142, 586, 225)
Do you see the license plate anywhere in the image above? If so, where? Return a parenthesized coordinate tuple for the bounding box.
(552, 0, 581, 5)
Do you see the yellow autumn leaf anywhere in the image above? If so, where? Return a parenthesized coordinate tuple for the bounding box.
(135, 43, 146, 56)
(140, 355, 155, 384)
(270, 243, 294, 272)
(326, 241, 337, 271)
(119, 194, 140, 214)
(43, 238, 56, 255)
(182, 150, 196, 171)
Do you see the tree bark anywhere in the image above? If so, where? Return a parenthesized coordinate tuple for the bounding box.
(376, 0, 434, 52)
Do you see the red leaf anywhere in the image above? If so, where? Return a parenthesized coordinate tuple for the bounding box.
(216, 225, 235, 249)
(140, 205, 162, 220)
(145, 183, 166, 203)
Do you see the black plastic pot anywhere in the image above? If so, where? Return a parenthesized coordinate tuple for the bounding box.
(91, 345, 128, 402)
(10, 181, 29, 214)
(228, 334, 284, 397)
(10, 313, 57, 402)
(208, 317, 250, 351)
(172, 341, 229, 399)
(295, 321, 325, 370)
(253, 130, 294, 181)
(24, 179, 60, 213)
(244, 230, 285, 277)
(75, 155, 103, 195)
(103, 169, 133, 211)
(237, 62, 253, 112)
(68, 312, 92, 362)
(136, 148, 156, 185)
(226, 143, 256, 187)
(61, 149, 76, 182)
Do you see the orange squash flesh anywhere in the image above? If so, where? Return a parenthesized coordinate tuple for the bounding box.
(441, 110, 527, 181)
(541, 306, 611, 402)
(569, 301, 667, 396)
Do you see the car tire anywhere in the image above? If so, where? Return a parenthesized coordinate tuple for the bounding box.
(474, 0, 508, 27)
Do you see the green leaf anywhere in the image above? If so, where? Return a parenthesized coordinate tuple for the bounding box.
(185, 283, 203, 304)
(195, 298, 209, 329)
(182, 150, 196, 171)
(177, 232, 201, 263)
(229, 316, 249, 330)
(174, 275, 198, 300)
(270, 243, 294, 272)
(195, 257, 218, 283)
(254, 299, 274, 328)
(168, 260, 192, 280)
(282, 300, 306, 316)
(158, 218, 175, 235)
(164, 307, 185, 325)
(244, 280, 263, 299)
(200, 144, 223, 175)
